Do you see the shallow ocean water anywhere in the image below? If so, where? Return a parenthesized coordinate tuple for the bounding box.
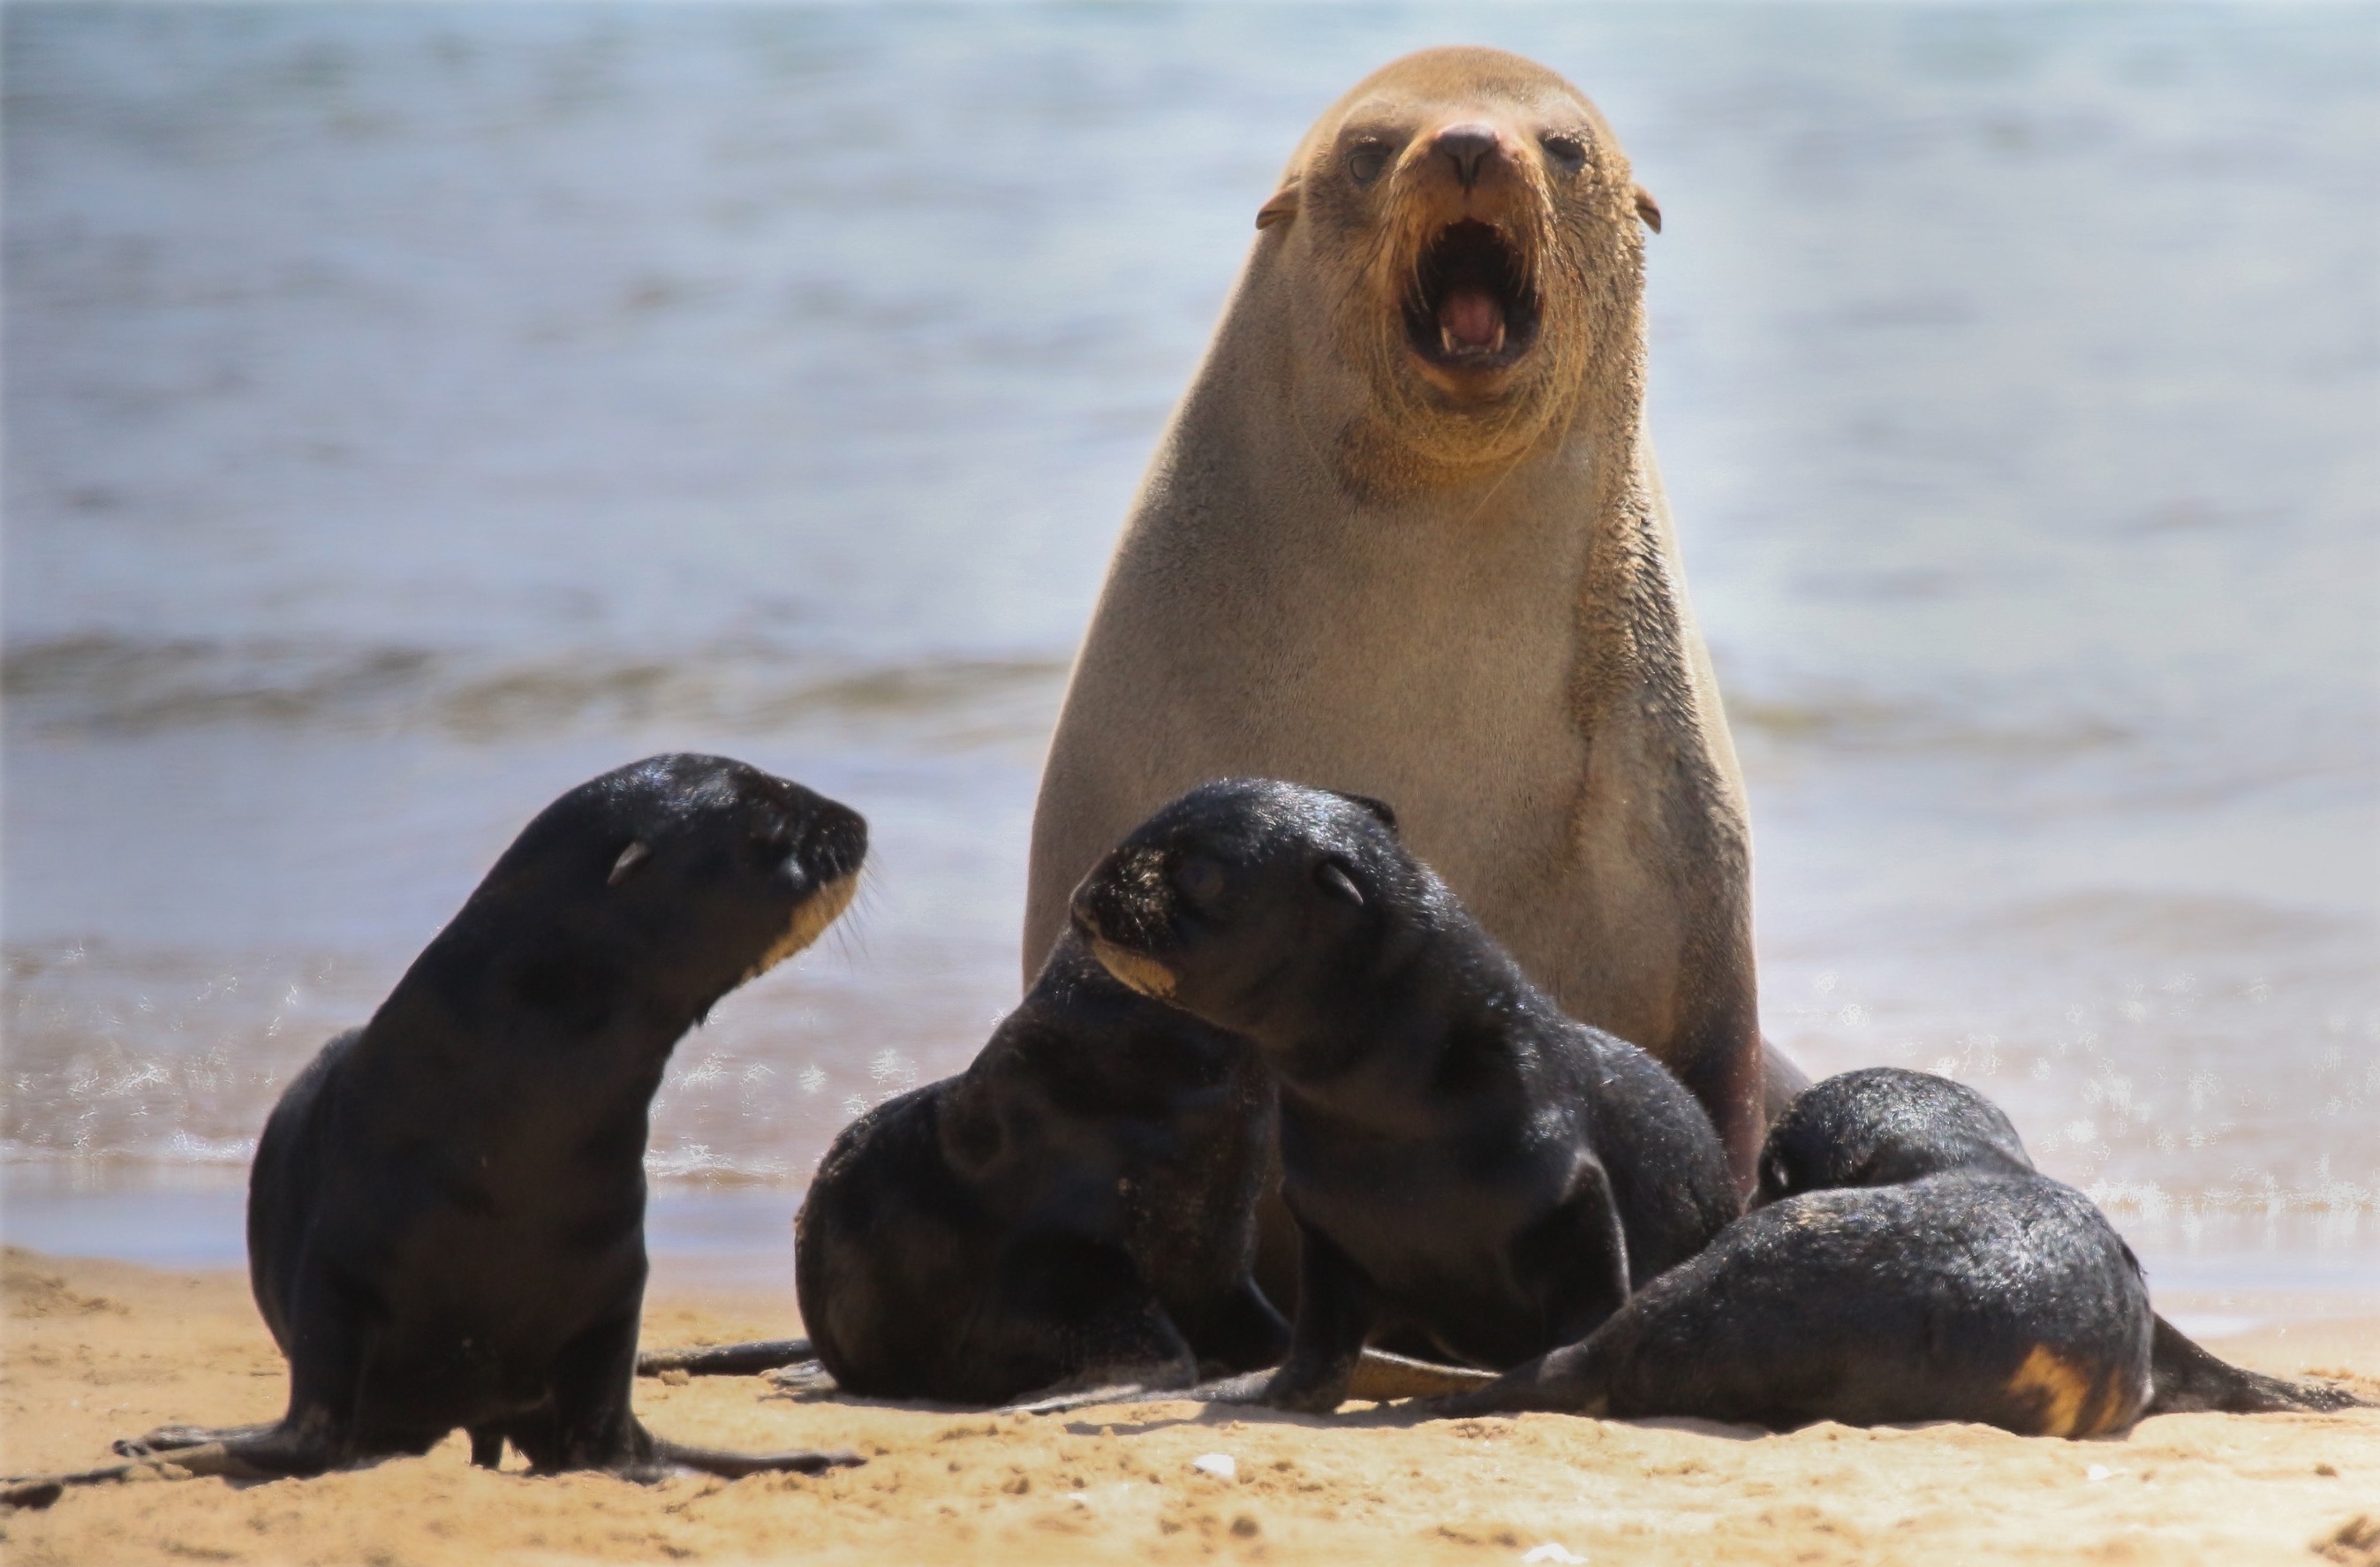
(4, 4, 2376, 1294)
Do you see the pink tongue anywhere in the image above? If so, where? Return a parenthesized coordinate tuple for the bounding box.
(1438, 286, 1506, 353)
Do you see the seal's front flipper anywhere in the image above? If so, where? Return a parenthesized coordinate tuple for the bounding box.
(646, 1440, 863, 1480)
(113, 1420, 279, 1458)
(1343, 1350, 1498, 1402)
(1004, 1351, 1199, 1416)
(2147, 1313, 2370, 1413)
(4, 1439, 284, 1506)
(637, 1338, 815, 1378)
(764, 1359, 841, 1399)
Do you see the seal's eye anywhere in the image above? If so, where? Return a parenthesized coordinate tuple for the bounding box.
(1540, 133, 1588, 173)
(1173, 855, 1227, 908)
(1346, 142, 1389, 185)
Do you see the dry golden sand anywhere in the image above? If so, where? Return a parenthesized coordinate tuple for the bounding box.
(3, 1246, 2376, 1565)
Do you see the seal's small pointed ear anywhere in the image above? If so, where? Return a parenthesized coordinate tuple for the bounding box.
(1327, 790, 1399, 835)
(1256, 183, 1301, 231)
(1314, 859, 1365, 906)
(1633, 184, 1662, 234)
(608, 841, 651, 886)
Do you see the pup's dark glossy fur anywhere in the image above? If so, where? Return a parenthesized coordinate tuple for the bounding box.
(793, 935, 1289, 1404)
(1424, 1068, 2364, 1434)
(107, 755, 866, 1483)
(1069, 778, 1740, 1413)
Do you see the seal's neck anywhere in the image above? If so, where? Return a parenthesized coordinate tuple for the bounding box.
(363, 914, 714, 1148)
(1257, 912, 1545, 1132)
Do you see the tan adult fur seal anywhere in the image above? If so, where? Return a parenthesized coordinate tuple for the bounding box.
(1025, 46, 1796, 1185)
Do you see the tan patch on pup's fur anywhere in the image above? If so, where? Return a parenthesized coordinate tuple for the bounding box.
(1088, 938, 1177, 1001)
(2006, 1344, 2097, 1437)
(743, 873, 858, 983)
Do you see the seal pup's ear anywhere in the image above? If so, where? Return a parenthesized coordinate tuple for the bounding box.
(1633, 184, 1662, 234)
(608, 841, 652, 886)
(1256, 181, 1301, 231)
(1326, 790, 1399, 835)
(1314, 859, 1365, 907)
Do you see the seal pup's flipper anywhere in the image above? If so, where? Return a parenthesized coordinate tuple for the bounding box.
(764, 1359, 841, 1399)
(1003, 1349, 1201, 1415)
(646, 1439, 863, 1480)
(637, 1338, 814, 1378)
(113, 1420, 279, 1457)
(1003, 1348, 1496, 1417)
(2146, 1314, 2371, 1413)
(4, 1440, 285, 1505)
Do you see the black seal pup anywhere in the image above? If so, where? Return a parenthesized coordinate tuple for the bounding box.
(1417, 1068, 2367, 1435)
(790, 934, 1292, 1405)
(29, 755, 867, 1495)
(1068, 777, 1741, 1414)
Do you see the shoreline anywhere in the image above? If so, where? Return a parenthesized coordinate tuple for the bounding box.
(9, 1165, 2379, 1321)
(3, 1248, 2376, 1565)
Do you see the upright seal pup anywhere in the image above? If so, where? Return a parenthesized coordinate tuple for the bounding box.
(1069, 778, 1740, 1414)
(1026, 46, 1787, 1185)
(1417, 1069, 2368, 1434)
(791, 935, 1290, 1405)
(49, 756, 867, 1491)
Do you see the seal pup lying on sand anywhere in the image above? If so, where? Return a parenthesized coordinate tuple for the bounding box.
(1028, 46, 1792, 1186)
(8, 756, 866, 1503)
(790, 935, 1290, 1405)
(1068, 778, 1739, 1414)
(1410, 1069, 2367, 1435)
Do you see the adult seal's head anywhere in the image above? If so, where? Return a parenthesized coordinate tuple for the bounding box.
(1249, 47, 1659, 490)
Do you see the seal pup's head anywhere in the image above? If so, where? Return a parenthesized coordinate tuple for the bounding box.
(433, 753, 865, 1040)
(1250, 46, 1658, 490)
(1068, 777, 1447, 1053)
(1751, 1067, 2036, 1208)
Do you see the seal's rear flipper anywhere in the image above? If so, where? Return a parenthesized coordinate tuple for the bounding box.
(637, 1338, 814, 1377)
(763, 1359, 839, 1399)
(1003, 1348, 1489, 1418)
(113, 1421, 278, 1458)
(3, 1440, 282, 1505)
(1343, 1349, 1498, 1401)
(647, 1440, 862, 1480)
(2148, 1313, 2370, 1413)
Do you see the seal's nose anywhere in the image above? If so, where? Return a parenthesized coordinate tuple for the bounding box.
(1433, 124, 1500, 187)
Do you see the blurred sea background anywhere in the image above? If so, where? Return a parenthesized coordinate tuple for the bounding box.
(4, 4, 2376, 1314)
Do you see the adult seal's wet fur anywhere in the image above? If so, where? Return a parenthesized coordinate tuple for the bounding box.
(1027, 46, 1790, 1187)
(1069, 778, 1740, 1414)
(792, 935, 1290, 1405)
(1412, 1069, 2368, 1435)
(48, 755, 868, 1491)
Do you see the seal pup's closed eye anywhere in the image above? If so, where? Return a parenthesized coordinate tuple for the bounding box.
(1069, 776, 1739, 1416)
(7, 755, 869, 1501)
